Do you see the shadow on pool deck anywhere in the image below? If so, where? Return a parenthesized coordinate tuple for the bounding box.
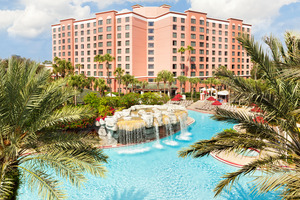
(105, 187, 152, 200)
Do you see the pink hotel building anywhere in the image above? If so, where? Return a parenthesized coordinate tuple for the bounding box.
(52, 5, 252, 93)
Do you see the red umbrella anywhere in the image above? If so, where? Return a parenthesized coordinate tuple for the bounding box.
(207, 96, 216, 101)
(212, 100, 222, 105)
(175, 94, 182, 98)
(172, 97, 181, 101)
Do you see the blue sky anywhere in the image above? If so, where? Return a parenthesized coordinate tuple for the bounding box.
(0, 0, 299, 62)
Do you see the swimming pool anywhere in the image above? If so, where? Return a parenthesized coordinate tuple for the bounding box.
(18, 111, 279, 200)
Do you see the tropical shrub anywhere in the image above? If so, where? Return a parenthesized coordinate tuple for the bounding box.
(119, 93, 140, 108)
(140, 92, 165, 105)
(84, 92, 101, 109)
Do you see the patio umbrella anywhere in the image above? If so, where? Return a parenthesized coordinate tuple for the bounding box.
(206, 96, 216, 101)
(212, 100, 222, 105)
(171, 97, 181, 101)
(175, 94, 183, 98)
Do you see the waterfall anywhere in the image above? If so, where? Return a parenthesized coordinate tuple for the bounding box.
(176, 113, 192, 141)
(153, 123, 163, 149)
(163, 116, 178, 146)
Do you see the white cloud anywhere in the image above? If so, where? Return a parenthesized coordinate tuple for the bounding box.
(188, 0, 299, 33)
(0, 0, 179, 38)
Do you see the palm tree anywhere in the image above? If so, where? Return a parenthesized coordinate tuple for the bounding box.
(188, 77, 199, 101)
(140, 80, 149, 93)
(157, 70, 173, 96)
(67, 74, 86, 105)
(167, 73, 175, 97)
(114, 67, 125, 96)
(102, 54, 115, 96)
(0, 57, 108, 200)
(179, 32, 300, 199)
(177, 75, 188, 94)
(75, 63, 82, 75)
(186, 45, 195, 75)
(94, 78, 108, 97)
(154, 77, 162, 91)
(178, 46, 186, 74)
(130, 78, 139, 93)
(52, 57, 74, 78)
(122, 74, 134, 94)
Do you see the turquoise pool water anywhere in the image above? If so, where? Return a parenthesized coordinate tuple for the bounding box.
(18, 111, 279, 200)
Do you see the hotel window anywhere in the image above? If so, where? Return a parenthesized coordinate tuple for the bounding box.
(53, 34, 56, 39)
(173, 33, 177, 38)
(212, 36, 215, 41)
(225, 44, 228, 49)
(98, 71, 103, 76)
(212, 44, 216, 48)
(232, 45, 235, 49)
(206, 29, 209, 34)
(148, 21, 154, 26)
(58, 27, 61, 32)
(191, 18, 196, 24)
(68, 32, 71, 37)
(225, 24, 228, 29)
(212, 64, 215, 69)
(87, 44, 90, 48)
(125, 48, 130, 53)
(206, 22, 209, 27)
(117, 56, 121, 61)
(191, 41, 196, 47)
(125, 25, 130, 30)
(218, 51, 222, 55)
(232, 58, 235, 62)
(199, 64, 204, 69)
(98, 35, 103, 40)
(191, 64, 196, 69)
(148, 57, 154, 62)
(53, 28, 56, 33)
(212, 50, 215, 55)
(62, 33, 65, 37)
(212, 29, 216, 34)
(53, 47, 56, 51)
(117, 26, 121, 31)
(199, 49, 204, 54)
(149, 50, 154, 55)
(190, 56, 195, 62)
(117, 33, 121, 39)
(232, 25, 235, 30)
(148, 36, 154, 40)
(87, 23, 90, 28)
(206, 36, 209, 40)
(94, 71, 96, 76)
(181, 18, 185, 23)
(107, 26, 111, 31)
(98, 49, 103, 54)
(148, 71, 154, 76)
(107, 34, 112, 39)
(172, 56, 177, 61)
(87, 58, 91, 62)
(148, 64, 154, 69)
(126, 40, 130, 46)
(191, 34, 196, 39)
(93, 29, 96, 34)
(181, 26, 185, 31)
(53, 40, 56, 45)
(148, 43, 154, 48)
(125, 17, 130, 22)
(87, 30, 90, 35)
(173, 25, 177, 30)
(107, 49, 112, 54)
(225, 58, 228, 62)
(191, 72, 196, 77)
(200, 20, 205, 25)
(117, 49, 121, 54)
(125, 56, 130, 61)
(172, 40, 177, 46)
(247, 28, 250, 32)
(117, 41, 121, 46)
(173, 72, 177, 77)
(80, 44, 84, 48)
(93, 22, 96, 27)
(200, 27, 204, 32)
(181, 72, 185, 76)
(98, 20, 103, 25)
(80, 37, 84, 42)
(219, 30, 222, 35)
(148, 29, 154, 33)
(87, 37, 90, 42)
(232, 32, 235, 36)
(117, 18, 121, 23)
(199, 57, 204, 62)
(218, 58, 222, 62)
(191, 26, 196, 31)
(81, 58, 84, 62)
(173, 17, 177, 22)
(181, 33, 185, 39)
(98, 28, 103, 33)
(106, 18, 111, 24)
(191, 49, 195, 54)
(200, 35, 204, 40)
(218, 37, 222, 42)
(212, 23, 216, 27)
(225, 38, 228, 42)
(75, 45, 78, 49)
(181, 56, 185, 61)
(98, 42, 103, 47)
(225, 31, 228, 36)
(99, 64, 103, 69)
(80, 51, 84, 55)
(126, 64, 130, 69)
(218, 44, 222, 49)
(87, 50, 90, 55)
(172, 64, 177, 69)
(125, 32, 130, 38)
(199, 42, 204, 47)
(181, 41, 185, 46)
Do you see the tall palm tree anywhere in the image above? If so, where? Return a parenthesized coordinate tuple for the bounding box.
(114, 67, 125, 96)
(75, 63, 82, 75)
(140, 80, 149, 93)
(130, 78, 139, 93)
(0, 57, 108, 200)
(157, 70, 172, 96)
(121, 74, 134, 94)
(178, 46, 186, 74)
(102, 54, 115, 96)
(167, 73, 175, 97)
(94, 78, 108, 97)
(67, 74, 86, 105)
(52, 57, 74, 78)
(188, 77, 199, 101)
(186, 45, 195, 75)
(177, 75, 188, 94)
(154, 77, 162, 92)
(179, 32, 300, 199)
